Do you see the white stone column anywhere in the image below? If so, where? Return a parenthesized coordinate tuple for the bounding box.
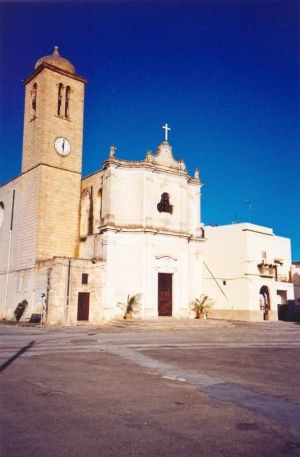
(143, 233, 155, 317)
(179, 180, 187, 233)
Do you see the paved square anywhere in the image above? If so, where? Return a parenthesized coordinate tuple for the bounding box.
(1, 321, 300, 457)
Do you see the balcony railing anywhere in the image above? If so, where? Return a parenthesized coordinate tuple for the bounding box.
(257, 263, 292, 283)
(257, 264, 275, 277)
(276, 274, 291, 283)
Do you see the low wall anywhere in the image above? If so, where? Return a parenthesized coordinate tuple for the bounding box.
(208, 308, 278, 322)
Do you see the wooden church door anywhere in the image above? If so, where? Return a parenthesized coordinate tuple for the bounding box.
(158, 273, 172, 316)
(77, 292, 90, 321)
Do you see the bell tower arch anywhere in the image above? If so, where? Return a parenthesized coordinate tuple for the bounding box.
(22, 46, 86, 174)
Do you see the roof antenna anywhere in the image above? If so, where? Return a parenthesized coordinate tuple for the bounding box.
(245, 200, 253, 222)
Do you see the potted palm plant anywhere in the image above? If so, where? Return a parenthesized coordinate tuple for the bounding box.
(190, 295, 214, 319)
(118, 293, 142, 320)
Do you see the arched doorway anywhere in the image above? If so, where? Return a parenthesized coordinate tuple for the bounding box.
(259, 286, 270, 320)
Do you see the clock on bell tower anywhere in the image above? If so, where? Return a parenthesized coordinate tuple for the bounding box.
(20, 47, 87, 260)
(22, 46, 86, 174)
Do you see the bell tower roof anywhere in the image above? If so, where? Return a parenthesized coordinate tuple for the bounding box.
(34, 46, 76, 75)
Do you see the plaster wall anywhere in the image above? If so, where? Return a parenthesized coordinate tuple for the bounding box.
(81, 164, 201, 237)
(0, 172, 40, 318)
(0, 172, 39, 273)
(46, 257, 104, 325)
(203, 224, 250, 310)
(203, 223, 294, 321)
(244, 226, 291, 279)
(0, 262, 50, 321)
(97, 230, 203, 320)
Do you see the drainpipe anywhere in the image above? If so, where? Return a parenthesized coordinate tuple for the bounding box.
(66, 259, 71, 325)
(45, 267, 51, 322)
(3, 190, 15, 320)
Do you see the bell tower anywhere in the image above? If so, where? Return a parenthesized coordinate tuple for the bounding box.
(21, 47, 87, 260)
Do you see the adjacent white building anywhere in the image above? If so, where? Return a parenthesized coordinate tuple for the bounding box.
(203, 223, 294, 321)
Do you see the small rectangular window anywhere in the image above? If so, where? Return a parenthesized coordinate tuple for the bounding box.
(262, 251, 267, 259)
(82, 273, 88, 285)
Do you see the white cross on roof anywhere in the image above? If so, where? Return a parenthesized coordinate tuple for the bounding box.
(162, 123, 171, 141)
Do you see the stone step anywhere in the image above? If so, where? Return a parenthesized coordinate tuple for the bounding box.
(108, 317, 234, 330)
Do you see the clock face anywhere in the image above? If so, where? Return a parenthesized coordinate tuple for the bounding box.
(54, 137, 71, 156)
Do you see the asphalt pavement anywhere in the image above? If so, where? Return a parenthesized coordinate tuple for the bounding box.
(0, 320, 300, 457)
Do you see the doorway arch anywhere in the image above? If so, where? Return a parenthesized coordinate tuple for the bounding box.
(259, 285, 270, 320)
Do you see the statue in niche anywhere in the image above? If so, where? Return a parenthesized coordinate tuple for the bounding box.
(145, 150, 153, 162)
(178, 160, 186, 171)
(109, 145, 117, 158)
(157, 192, 173, 214)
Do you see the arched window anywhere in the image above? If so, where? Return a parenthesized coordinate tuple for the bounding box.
(65, 86, 71, 118)
(80, 189, 93, 238)
(98, 188, 103, 223)
(30, 83, 38, 115)
(57, 83, 64, 116)
(157, 192, 173, 214)
(0, 202, 4, 229)
(88, 186, 94, 235)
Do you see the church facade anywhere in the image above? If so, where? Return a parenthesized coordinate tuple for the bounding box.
(0, 48, 204, 325)
(0, 48, 295, 324)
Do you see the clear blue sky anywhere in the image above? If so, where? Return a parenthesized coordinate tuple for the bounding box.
(0, 0, 299, 259)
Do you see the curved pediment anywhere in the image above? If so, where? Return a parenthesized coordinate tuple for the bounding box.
(150, 141, 186, 171)
(155, 255, 178, 273)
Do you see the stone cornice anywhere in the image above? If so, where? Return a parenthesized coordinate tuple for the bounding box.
(102, 157, 202, 185)
(96, 224, 205, 241)
(1, 162, 81, 188)
(23, 63, 87, 85)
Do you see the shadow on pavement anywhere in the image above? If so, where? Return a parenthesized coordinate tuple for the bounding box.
(0, 341, 35, 373)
